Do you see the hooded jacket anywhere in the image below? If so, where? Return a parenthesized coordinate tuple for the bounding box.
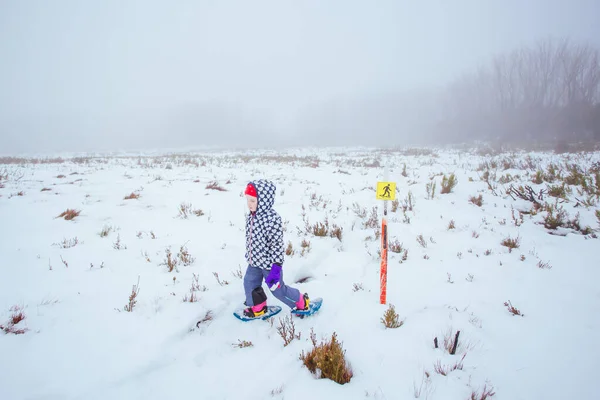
(245, 179, 284, 270)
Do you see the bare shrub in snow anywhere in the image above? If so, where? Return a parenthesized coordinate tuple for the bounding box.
(363, 206, 378, 229)
(504, 300, 524, 316)
(285, 241, 295, 256)
(469, 194, 483, 206)
(352, 283, 364, 292)
(124, 277, 140, 312)
(402, 191, 415, 212)
(433, 354, 466, 376)
(196, 310, 213, 328)
(309, 217, 342, 241)
(231, 265, 243, 279)
(232, 339, 253, 348)
(416, 234, 427, 248)
(500, 235, 520, 252)
(113, 234, 127, 250)
(206, 181, 227, 191)
(179, 202, 192, 218)
(277, 315, 301, 346)
(537, 260, 552, 269)
(441, 173, 457, 194)
(0, 305, 28, 335)
(300, 331, 353, 384)
(99, 225, 113, 237)
(469, 383, 496, 399)
(161, 248, 178, 272)
(212, 272, 229, 286)
(124, 192, 140, 200)
(57, 208, 81, 220)
(177, 243, 195, 266)
(447, 219, 456, 230)
(300, 238, 311, 256)
(426, 181, 436, 199)
(381, 304, 404, 329)
(54, 237, 79, 249)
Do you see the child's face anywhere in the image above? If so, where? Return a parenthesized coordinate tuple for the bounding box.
(246, 195, 257, 212)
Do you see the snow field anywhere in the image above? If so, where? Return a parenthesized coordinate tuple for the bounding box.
(1, 147, 599, 400)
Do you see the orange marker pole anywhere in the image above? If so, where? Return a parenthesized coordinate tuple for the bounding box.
(380, 214, 388, 304)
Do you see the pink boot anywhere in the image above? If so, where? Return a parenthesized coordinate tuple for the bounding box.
(295, 293, 310, 311)
(243, 300, 267, 318)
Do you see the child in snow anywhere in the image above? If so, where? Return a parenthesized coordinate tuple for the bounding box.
(242, 179, 311, 318)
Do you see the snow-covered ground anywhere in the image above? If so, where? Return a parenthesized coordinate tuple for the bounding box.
(1, 147, 599, 400)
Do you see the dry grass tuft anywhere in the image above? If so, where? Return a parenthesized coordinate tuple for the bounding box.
(299, 330, 353, 384)
(57, 208, 81, 220)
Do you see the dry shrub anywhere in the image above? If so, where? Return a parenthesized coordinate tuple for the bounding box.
(162, 248, 178, 272)
(99, 225, 113, 237)
(277, 315, 301, 347)
(433, 354, 466, 376)
(441, 173, 457, 194)
(363, 206, 378, 229)
(0, 306, 28, 335)
(196, 310, 214, 328)
(469, 194, 483, 206)
(57, 208, 81, 220)
(470, 383, 496, 399)
(300, 330, 353, 384)
(500, 235, 520, 252)
(177, 244, 195, 266)
(352, 283, 364, 292)
(206, 181, 227, 191)
(596, 209, 600, 227)
(124, 192, 140, 200)
(55, 237, 79, 249)
(381, 304, 404, 329)
(285, 241, 295, 256)
(447, 219, 456, 230)
(232, 339, 253, 348)
(416, 234, 427, 248)
(124, 277, 140, 312)
(504, 300, 524, 316)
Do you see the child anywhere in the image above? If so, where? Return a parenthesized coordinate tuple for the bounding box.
(242, 179, 311, 318)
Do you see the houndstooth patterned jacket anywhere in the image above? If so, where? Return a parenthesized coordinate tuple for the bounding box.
(245, 179, 284, 270)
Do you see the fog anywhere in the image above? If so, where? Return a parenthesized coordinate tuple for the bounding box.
(2, 0, 600, 154)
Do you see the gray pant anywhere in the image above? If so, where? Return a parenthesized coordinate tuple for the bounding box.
(243, 265, 301, 309)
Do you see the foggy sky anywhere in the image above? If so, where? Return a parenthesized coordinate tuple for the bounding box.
(2, 0, 600, 154)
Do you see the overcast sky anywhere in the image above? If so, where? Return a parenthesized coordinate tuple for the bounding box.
(2, 0, 600, 154)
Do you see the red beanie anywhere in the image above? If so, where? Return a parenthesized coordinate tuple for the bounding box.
(245, 183, 257, 197)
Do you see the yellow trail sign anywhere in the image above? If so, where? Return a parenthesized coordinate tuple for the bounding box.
(376, 181, 396, 200)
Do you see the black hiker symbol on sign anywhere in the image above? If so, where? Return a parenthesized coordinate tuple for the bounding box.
(382, 184, 391, 198)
